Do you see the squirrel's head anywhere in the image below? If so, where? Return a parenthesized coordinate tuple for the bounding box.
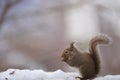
(61, 41, 76, 62)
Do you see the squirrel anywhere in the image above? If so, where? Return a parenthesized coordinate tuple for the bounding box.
(61, 34, 111, 80)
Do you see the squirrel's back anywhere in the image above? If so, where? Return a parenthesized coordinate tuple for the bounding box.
(89, 34, 111, 76)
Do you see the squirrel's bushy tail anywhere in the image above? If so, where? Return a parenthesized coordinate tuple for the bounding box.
(89, 34, 110, 75)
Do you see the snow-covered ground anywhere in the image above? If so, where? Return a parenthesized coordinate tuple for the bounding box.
(0, 69, 120, 80)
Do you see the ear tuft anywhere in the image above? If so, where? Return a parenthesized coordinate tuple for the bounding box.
(70, 41, 76, 51)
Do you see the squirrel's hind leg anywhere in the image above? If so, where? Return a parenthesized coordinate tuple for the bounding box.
(75, 77, 87, 80)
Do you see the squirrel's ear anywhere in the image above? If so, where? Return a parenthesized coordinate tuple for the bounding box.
(70, 41, 75, 51)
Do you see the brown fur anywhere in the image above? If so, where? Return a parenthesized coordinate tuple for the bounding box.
(61, 34, 110, 80)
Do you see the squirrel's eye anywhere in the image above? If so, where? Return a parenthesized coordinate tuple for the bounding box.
(65, 51, 67, 53)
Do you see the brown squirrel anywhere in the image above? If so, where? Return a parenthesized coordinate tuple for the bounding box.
(61, 34, 110, 80)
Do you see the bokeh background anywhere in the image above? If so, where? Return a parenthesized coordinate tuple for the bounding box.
(0, 0, 120, 76)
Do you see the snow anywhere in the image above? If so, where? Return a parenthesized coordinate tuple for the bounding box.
(0, 69, 76, 80)
(0, 69, 120, 80)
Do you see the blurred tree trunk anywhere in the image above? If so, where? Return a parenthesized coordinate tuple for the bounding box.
(0, 0, 21, 27)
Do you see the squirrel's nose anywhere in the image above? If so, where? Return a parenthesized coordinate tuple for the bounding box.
(62, 58, 66, 62)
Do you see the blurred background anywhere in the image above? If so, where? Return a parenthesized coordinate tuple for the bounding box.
(0, 0, 120, 76)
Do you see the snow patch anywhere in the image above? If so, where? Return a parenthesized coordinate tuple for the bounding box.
(0, 69, 120, 80)
(0, 69, 76, 80)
